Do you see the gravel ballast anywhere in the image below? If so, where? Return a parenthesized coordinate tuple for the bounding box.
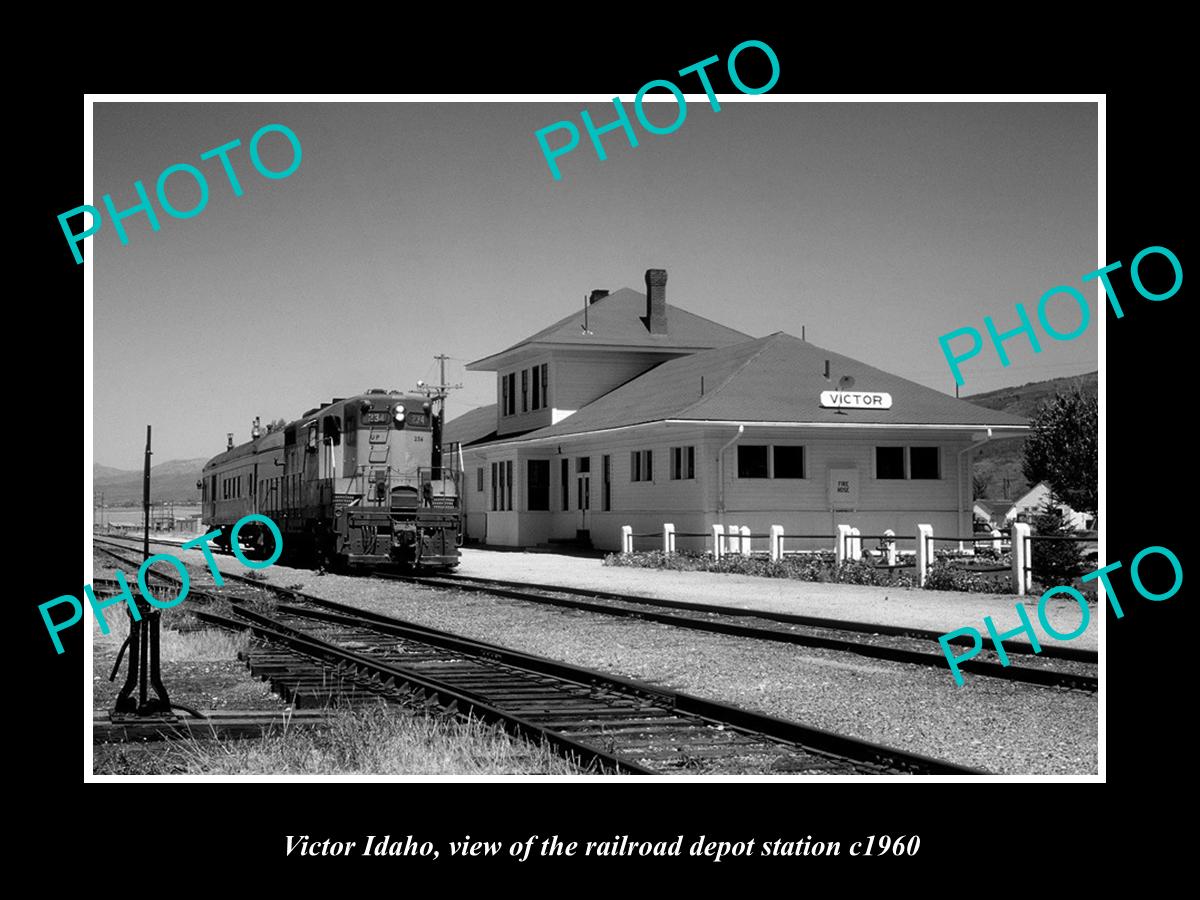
(152, 544, 1097, 775)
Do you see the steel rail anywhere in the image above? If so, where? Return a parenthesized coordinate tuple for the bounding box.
(380, 572, 1097, 690)
(194, 607, 650, 775)
(216, 602, 981, 775)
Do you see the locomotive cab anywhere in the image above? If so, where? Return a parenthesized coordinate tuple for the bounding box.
(201, 389, 462, 570)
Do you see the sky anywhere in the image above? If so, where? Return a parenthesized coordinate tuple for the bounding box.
(92, 100, 1098, 469)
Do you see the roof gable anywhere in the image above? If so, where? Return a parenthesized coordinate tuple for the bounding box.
(468, 287, 751, 369)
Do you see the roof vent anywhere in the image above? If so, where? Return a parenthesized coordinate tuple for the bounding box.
(367, 388, 387, 394)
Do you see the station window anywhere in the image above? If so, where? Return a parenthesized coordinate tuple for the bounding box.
(540, 364, 549, 409)
(521, 370, 529, 413)
(773, 446, 805, 479)
(560, 458, 569, 510)
(737, 445, 769, 479)
(476, 467, 484, 493)
(491, 461, 513, 511)
(909, 447, 941, 480)
(577, 456, 590, 474)
(532, 367, 540, 409)
(630, 449, 653, 482)
(876, 447, 906, 479)
(504, 373, 517, 416)
(875, 446, 940, 480)
(602, 455, 611, 511)
(670, 446, 695, 480)
(527, 460, 550, 511)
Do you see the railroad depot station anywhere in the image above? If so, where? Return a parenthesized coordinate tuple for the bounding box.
(444, 270, 1028, 554)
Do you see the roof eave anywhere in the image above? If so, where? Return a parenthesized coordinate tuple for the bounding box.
(465, 419, 1030, 451)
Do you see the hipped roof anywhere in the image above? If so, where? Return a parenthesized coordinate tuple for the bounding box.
(495, 332, 1027, 444)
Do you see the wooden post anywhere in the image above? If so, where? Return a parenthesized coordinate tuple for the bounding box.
(712, 524, 725, 559)
(1011, 522, 1031, 596)
(663, 522, 675, 555)
(836, 524, 851, 565)
(916, 523, 934, 587)
(770, 525, 784, 562)
(621, 525, 633, 554)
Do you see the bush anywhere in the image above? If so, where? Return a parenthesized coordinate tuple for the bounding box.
(1030, 497, 1086, 585)
(923, 559, 1010, 593)
(604, 550, 916, 588)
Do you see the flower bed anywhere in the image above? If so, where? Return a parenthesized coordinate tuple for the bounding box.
(604, 549, 917, 588)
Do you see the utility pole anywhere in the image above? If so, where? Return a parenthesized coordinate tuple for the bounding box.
(416, 353, 462, 420)
(415, 354, 462, 482)
(143, 426, 152, 560)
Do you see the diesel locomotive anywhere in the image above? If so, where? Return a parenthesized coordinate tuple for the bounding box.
(200, 389, 461, 569)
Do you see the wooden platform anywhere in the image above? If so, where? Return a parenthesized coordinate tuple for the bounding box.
(93, 709, 334, 742)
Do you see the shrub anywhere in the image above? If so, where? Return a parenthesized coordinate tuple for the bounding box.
(604, 550, 916, 588)
(1030, 497, 1086, 585)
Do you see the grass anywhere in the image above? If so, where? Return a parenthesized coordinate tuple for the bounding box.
(94, 705, 585, 775)
(93, 609, 250, 663)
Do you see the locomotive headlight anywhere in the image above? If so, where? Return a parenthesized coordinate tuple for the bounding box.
(393, 404, 406, 420)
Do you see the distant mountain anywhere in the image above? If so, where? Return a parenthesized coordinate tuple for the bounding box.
(962, 372, 1097, 503)
(94, 463, 133, 480)
(93, 458, 208, 506)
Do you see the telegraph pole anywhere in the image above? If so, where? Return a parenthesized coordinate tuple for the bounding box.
(143, 425, 152, 560)
(415, 354, 462, 481)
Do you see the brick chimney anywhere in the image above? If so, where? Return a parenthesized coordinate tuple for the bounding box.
(645, 269, 668, 334)
(589, 289, 609, 305)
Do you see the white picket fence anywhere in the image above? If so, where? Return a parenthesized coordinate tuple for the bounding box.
(619, 521, 1033, 594)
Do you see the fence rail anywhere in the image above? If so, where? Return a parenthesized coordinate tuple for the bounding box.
(617, 519, 1096, 595)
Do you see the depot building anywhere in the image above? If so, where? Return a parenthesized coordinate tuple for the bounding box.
(444, 270, 1027, 552)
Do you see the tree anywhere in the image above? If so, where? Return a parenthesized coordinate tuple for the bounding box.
(264, 418, 287, 434)
(1030, 495, 1085, 585)
(1021, 387, 1097, 515)
(972, 472, 992, 499)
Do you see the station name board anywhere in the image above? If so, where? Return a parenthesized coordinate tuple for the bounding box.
(819, 391, 893, 409)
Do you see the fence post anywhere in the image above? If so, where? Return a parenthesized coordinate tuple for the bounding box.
(992, 528, 1002, 552)
(621, 525, 633, 554)
(916, 523, 933, 587)
(836, 524, 851, 565)
(663, 522, 675, 555)
(770, 525, 784, 562)
(849, 526, 862, 561)
(883, 528, 897, 567)
(740, 526, 752, 557)
(726, 523, 740, 555)
(1011, 522, 1030, 596)
(712, 524, 725, 559)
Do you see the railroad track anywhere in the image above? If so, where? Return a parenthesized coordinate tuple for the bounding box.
(93, 535, 1098, 691)
(380, 571, 1098, 692)
(92, 537, 981, 775)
